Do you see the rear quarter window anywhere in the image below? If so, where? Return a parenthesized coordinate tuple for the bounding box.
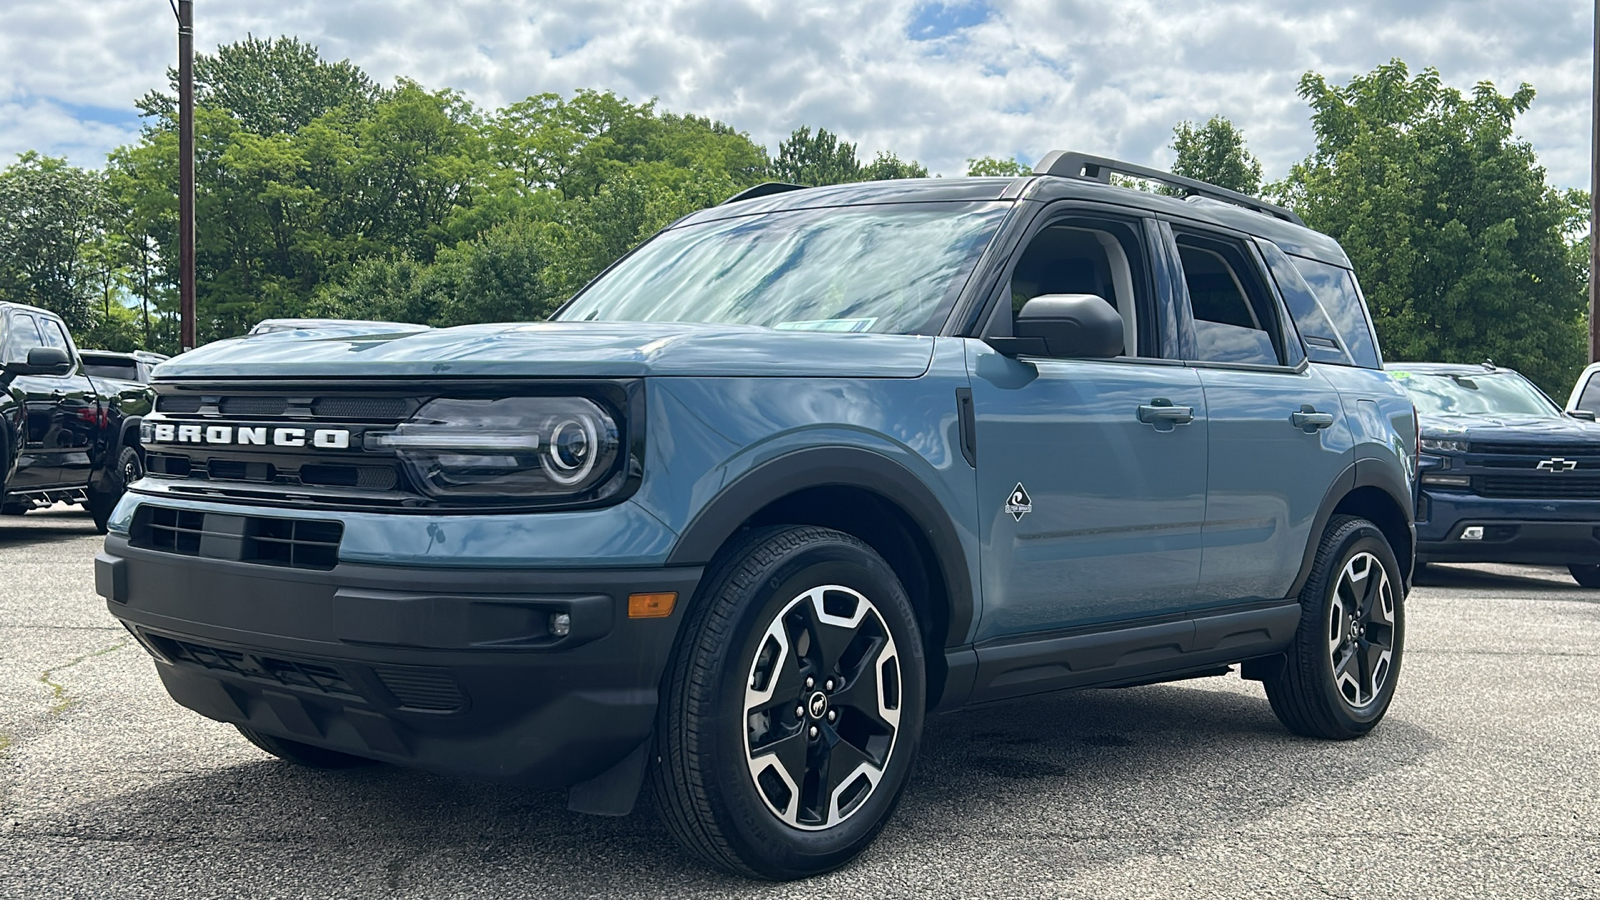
(1288, 255, 1382, 369)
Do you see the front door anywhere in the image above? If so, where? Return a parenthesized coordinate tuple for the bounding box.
(965, 212, 1207, 641)
(5, 312, 61, 489)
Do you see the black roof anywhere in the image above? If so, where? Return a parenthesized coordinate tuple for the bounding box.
(684, 168, 1351, 268)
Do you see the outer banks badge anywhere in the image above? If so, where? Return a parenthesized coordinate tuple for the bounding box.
(1005, 483, 1032, 521)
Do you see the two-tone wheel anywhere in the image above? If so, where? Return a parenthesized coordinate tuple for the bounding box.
(1266, 515, 1406, 739)
(651, 526, 925, 880)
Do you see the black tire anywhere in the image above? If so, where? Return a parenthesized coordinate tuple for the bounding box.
(1265, 515, 1405, 740)
(235, 725, 375, 769)
(650, 525, 926, 880)
(1568, 564, 1600, 588)
(88, 446, 142, 534)
(0, 502, 27, 516)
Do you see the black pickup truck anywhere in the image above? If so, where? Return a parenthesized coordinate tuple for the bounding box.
(0, 301, 148, 531)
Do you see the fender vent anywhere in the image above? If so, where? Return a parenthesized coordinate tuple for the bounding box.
(372, 667, 467, 712)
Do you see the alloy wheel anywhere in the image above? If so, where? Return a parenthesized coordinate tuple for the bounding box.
(1326, 551, 1396, 708)
(743, 584, 902, 830)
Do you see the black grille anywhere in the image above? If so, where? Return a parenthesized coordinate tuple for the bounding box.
(156, 395, 203, 413)
(1470, 442, 1599, 457)
(314, 397, 410, 420)
(148, 634, 358, 697)
(299, 464, 399, 490)
(1476, 476, 1600, 500)
(131, 505, 343, 569)
(220, 396, 290, 416)
(373, 667, 467, 712)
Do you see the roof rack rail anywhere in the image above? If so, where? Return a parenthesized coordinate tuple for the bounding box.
(1033, 151, 1304, 227)
(722, 182, 810, 205)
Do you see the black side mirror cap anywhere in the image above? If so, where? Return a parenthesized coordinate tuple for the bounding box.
(1568, 409, 1597, 421)
(6, 346, 72, 376)
(987, 293, 1125, 359)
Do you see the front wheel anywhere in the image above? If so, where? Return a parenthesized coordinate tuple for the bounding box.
(1265, 515, 1405, 740)
(650, 526, 926, 880)
(1568, 564, 1600, 588)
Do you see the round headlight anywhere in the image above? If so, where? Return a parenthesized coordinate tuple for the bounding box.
(545, 416, 599, 486)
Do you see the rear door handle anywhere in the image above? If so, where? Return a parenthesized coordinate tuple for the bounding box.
(1291, 405, 1335, 432)
(1138, 399, 1195, 431)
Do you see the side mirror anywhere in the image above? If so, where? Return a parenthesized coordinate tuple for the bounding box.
(1568, 409, 1597, 422)
(989, 293, 1125, 359)
(6, 347, 72, 376)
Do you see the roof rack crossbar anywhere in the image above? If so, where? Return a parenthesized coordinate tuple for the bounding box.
(721, 182, 810, 205)
(1033, 151, 1304, 227)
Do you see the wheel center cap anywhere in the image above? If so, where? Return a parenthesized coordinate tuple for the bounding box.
(807, 691, 828, 719)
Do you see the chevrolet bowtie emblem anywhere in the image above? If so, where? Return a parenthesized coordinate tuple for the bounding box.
(1536, 457, 1578, 473)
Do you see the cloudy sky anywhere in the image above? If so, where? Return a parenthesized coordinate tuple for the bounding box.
(1, 0, 1594, 189)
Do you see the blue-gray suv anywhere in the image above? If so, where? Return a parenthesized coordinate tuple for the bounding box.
(97, 152, 1417, 879)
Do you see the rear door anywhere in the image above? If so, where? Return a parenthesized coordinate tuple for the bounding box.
(1167, 226, 1352, 605)
(37, 317, 99, 487)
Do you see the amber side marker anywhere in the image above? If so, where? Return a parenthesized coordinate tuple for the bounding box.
(628, 592, 678, 618)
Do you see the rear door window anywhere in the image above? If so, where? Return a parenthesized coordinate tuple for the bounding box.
(1174, 233, 1288, 367)
(1576, 372, 1600, 415)
(1288, 256, 1381, 368)
(1258, 240, 1350, 365)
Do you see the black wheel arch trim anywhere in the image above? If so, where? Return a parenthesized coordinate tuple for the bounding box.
(664, 446, 976, 651)
(1287, 459, 1415, 599)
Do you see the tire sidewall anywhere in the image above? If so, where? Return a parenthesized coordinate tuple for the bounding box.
(691, 532, 926, 878)
(1307, 522, 1405, 730)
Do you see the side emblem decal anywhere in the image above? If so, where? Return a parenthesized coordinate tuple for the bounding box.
(1005, 483, 1032, 522)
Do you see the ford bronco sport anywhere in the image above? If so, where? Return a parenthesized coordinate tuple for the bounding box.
(97, 152, 1416, 879)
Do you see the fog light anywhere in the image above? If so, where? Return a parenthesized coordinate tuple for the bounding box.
(1460, 526, 1485, 541)
(549, 612, 572, 637)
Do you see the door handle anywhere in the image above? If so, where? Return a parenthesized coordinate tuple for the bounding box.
(1291, 405, 1335, 432)
(1138, 399, 1195, 431)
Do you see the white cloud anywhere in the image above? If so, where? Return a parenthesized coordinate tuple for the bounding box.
(0, 0, 1594, 189)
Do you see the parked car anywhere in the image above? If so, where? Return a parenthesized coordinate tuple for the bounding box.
(0, 304, 147, 530)
(97, 153, 1416, 879)
(79, 350, 168, 385)
(1390, 361, 1600, 586)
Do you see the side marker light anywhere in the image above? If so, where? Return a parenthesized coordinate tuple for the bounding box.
(629, 592, 678, 619)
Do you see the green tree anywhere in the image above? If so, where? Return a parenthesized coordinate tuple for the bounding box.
(1272, 60, 1586, 392)
(139, 35, 380, 136)
(966, 156, 1031, 177)
(1170, 116, 1263, 195)
(0, 153, 111, 331)
(771, 126, 862, 186)
(862, 152, 929, 180)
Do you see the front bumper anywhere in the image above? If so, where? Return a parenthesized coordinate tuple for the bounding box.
(1417, 490, 1600, 565)
(98, 535, 700, 787)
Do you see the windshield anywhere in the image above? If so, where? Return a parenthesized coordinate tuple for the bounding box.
(555, 202, 1009, 334)
(1391, 370, 1560, 418)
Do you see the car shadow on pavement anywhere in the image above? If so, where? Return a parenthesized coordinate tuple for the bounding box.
(0, 520, 100, 547)
(21, 680, 1440, 898)
(1414, 562, 1584, 593)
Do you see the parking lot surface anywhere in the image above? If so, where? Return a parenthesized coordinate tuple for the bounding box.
(1, 506, 1596, 899)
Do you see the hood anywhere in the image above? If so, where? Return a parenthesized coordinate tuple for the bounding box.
(153, 322, 937, 381)
(1419, 412, 1600, 445)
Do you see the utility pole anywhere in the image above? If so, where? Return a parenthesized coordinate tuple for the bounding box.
(1591, 0, 1599, 362)
(172, 0, 196, 352)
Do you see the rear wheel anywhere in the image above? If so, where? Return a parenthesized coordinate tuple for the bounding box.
(1568, 564, 1600, 588)
(650, 525, 926, 880)
(235, 725, 375, 769)
(1265, 515, 1404, 740)
(88, 446, 142, 534)
(0, 502, 27, 516)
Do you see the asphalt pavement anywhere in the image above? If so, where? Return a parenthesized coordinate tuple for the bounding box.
(1, 506, 1596, 899)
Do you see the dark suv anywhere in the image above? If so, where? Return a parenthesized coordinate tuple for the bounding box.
(98, 153, 1416, 879)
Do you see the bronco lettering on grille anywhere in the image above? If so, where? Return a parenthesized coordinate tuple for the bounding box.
(150, 422, 352, 449)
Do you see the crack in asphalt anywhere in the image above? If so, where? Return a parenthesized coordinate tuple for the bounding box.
(38, 640, 129, 714)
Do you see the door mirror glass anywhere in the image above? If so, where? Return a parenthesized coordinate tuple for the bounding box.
(997, 293, 1124, 359)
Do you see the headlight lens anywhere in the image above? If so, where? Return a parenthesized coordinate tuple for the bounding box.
(1419, 437, 1469, 453)
(367, 397, 620, 499)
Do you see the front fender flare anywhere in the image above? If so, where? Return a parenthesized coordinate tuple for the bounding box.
(664, 446, 976, 649)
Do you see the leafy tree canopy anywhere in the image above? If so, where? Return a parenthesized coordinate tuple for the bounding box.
(1170, 116, 1263, 196)
(1272, 60, 1587, 392)
(966, 156, 1031, 177)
